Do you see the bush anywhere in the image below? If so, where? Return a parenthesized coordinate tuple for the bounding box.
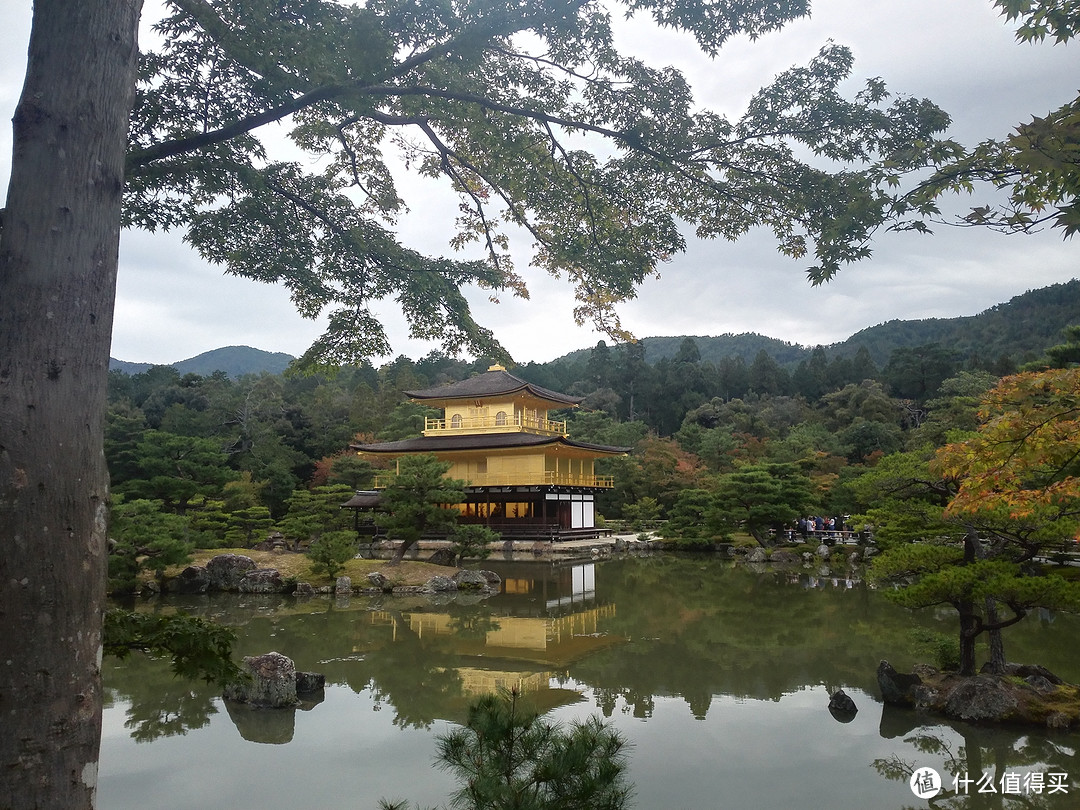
(381, 689, 632, 810)
(909, 628, 961, 671)
(307, 530, 357, 580)
(622, 496, 661, 530)
(449, 524, 498, 563)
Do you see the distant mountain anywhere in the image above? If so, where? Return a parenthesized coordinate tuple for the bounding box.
(830, 280, 1080, 367)
(641, 333, 809, 366)
(555, 279, 1080, 369)
(553, 332, 806, 367)
(109, 345, 295, 377)
(109, 280, 1080, 378)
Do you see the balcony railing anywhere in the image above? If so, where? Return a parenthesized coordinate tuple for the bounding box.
(423, 414, 566, 435)
(373, 471, 614, 489)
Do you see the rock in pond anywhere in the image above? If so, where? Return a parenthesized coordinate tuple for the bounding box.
(296, 671, 326, 694)
(225, 652, 300, 708)
(366, 571, 390, 591)
(877, 660, 923, 707)
(745, 547, 767, 564)
(828, 689, 858, 721)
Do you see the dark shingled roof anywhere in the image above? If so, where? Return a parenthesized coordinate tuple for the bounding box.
(351, 433, 630, 455)
(404, 368, 582, 406)
(341, 490, 382, 508)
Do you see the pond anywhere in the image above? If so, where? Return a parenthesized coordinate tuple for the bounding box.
(99, 556, 1080, 809)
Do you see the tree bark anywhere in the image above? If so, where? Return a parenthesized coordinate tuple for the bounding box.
(0, 1, 142, 807)
(984, 596, 1008, 674)
(968, 526, 1008, 674)
(958, 607, 980, 677)
(957, 528, 982, 676)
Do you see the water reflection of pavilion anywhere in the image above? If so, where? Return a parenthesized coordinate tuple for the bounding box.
(492, 560, 601, 615)
(369, 561, 619, 703)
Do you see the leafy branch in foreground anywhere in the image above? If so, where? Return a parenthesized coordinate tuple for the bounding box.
(893, 0, 1079, 237)
(103, 609, 245, 687)
(123, 0, 956, 367)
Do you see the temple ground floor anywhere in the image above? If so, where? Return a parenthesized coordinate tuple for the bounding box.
(345, 485, 612, 541)
(453, 485, 608, 540)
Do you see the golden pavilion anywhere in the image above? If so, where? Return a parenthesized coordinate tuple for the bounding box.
(350, 364, 630, 540)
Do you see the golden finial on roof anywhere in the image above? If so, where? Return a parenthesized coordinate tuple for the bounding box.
(487, 363, 506, 372)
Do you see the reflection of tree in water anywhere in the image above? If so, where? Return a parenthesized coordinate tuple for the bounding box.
(125, 690, 216, 742)
(104, 657, 218, 742)
(106, 597, 480, 739)
(362, 611, 466, 729)
(873, 717, 1080, 810)
(446, 606, 501, 641)
(592, 684, 656, 719)
(573, 557, 917, 712)
(194, 598, 472, 729)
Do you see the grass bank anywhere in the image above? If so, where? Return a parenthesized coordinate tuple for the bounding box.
(180, 548, 454, 589)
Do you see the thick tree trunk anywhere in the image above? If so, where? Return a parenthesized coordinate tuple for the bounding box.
(957, 528, 982, 676)
(0, 1, 141, 807)
(967, 526, 1008, 674)
(958, 606, 980, 676)
(389, 538, 415, 565)
(984, 596, 1008, 674)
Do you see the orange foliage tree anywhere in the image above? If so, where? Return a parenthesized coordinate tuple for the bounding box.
(937, 367, 1080, 538)
(869, 369, 1080, 676)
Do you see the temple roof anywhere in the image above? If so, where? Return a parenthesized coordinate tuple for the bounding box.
(341, 490, 382, 508)
(351, 433, 630, 455)
(404, 366, 582, 407)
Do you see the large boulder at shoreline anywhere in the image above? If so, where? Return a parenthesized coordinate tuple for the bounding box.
(366, 571, 390, 591)
(453, 569, 501, 592)
(453, 569, 491, 590)
(745, 547, 767, 563)
(206, 554, 257, 591)
(876, 660, 1080, 728)
(224, 652, 300, 708)
(168, 565, 210, 594)
(238, 568, 286, 593)
(428, 548, 458, 566)
(423, 575, 457, 593)
(945, 675, 1019, 722)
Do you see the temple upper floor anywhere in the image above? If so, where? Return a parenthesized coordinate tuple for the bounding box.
(421, 400, 567, 437)
(407, 364, 579, 438)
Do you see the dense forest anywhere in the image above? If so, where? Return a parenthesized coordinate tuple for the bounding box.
(103, 280, 1080, 590)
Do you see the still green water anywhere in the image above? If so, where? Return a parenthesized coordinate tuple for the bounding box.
(100, 556, 1080, 809)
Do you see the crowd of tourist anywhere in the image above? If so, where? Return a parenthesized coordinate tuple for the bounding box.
(781, 515, 858, 544)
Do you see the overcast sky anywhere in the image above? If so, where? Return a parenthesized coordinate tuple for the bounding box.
(1, 0, 1076, 366)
